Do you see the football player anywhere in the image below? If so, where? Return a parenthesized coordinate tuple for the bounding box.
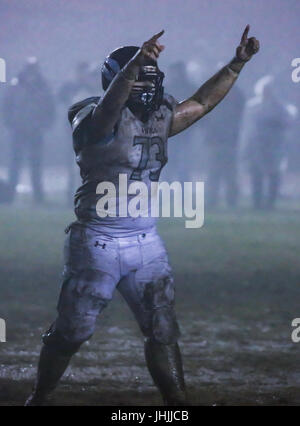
(25, 26, 259, 406)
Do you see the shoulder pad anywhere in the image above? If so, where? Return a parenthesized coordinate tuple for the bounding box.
(162, 93, 178, 112)
(68, 96, 100, 126)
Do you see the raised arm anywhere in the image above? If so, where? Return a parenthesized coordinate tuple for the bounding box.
(89, 31, 165, 142)
(169, 25, 260, 137)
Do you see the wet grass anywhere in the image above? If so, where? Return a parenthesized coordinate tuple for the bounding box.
(0, 201, 300, 405)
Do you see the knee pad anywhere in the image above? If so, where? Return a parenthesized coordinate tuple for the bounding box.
(42, 323, 86, 357)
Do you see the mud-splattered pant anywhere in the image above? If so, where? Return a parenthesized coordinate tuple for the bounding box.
(47, 223, 180, 349)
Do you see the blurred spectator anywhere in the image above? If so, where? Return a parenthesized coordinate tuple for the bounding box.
(165, 61, 198, 182)
(244, 76, 291, 209)
(202, 85, 245, 208)
(2, 57, 55, 203)
(58, 62, 98, 204)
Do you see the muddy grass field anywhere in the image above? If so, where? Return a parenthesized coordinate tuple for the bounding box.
(1, 202, 300, 406)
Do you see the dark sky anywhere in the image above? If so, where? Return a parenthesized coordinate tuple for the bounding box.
(0, 0, 299, 97)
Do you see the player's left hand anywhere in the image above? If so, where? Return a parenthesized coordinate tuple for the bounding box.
(236, 25, 260, 62)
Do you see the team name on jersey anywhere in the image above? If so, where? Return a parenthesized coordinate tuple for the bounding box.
(141, 126, 158, 135)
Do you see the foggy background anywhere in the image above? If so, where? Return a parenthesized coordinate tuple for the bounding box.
(0, 0, 299, 200)
(1, 0, 300, 406)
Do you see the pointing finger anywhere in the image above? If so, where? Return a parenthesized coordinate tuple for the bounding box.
(241, 24, 250, 44)
(150, 30, 165, 41)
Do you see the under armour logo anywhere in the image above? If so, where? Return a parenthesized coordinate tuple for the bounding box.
(94, 241, 106, 249)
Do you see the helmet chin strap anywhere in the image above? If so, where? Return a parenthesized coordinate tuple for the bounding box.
(127, 89, 164, 122)
(128, 90, 155, 113)
(140, 91, 155, 106)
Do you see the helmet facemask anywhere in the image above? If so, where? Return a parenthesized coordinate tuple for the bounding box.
(128, 65, 164, 115)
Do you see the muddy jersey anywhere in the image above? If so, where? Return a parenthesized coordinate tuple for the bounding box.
(68, 94, 177, 237)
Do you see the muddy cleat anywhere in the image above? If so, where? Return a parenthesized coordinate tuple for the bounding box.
(144, 338, 187, 406)
(24, 337, 75, 406)
(24, 392, 47, 406)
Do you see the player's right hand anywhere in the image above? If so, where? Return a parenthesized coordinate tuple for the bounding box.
(136, 30, 165, 65)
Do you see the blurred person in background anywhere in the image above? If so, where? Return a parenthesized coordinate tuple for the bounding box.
(58, 62, 97, 204)
(165, 61, 197, 182)
(202, 84, 245, 209)
(285, 93, 300, 176)
(275, 67, 300, 175)
(2, 57, 55, 204)
(245, 76, 292, 210)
